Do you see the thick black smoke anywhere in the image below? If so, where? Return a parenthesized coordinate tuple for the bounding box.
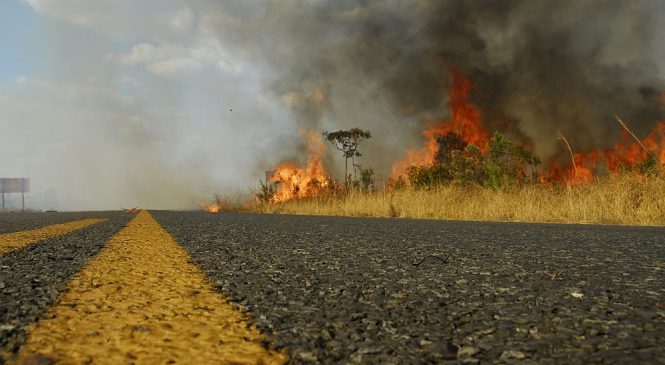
(195, 0, 665, 172)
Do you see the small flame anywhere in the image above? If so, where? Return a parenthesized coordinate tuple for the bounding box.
(199, 200, 222, 213)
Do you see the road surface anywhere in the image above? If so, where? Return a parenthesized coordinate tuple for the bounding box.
(1, 210, 664, 364)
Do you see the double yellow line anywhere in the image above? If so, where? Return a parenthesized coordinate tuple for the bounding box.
(4, 212, 286, 364)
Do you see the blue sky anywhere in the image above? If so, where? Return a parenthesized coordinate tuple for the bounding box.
(0, 1, 37, 82)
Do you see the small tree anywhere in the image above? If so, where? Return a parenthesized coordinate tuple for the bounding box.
(323, 128, 372, 187)
(348, 164, 376, 192)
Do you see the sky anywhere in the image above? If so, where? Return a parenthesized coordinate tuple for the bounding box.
(2, 0, 665, 211)
(0, 0, 297, 210)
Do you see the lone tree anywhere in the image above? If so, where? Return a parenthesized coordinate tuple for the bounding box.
(323, 128, 372, 187)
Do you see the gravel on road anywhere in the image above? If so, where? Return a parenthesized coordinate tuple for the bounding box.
(154, 211, 665, 364)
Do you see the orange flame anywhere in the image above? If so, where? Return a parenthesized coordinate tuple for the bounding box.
(542, 121, 665, 185)
(606, 121, 665, 168)
(540, 150, 601, 186)
(392, 70, 489, 179)
(647, 122, 665, 164)
(199, 201, 222, 213)
(199, 195, 224, 212)
(269, 130, 330, 202)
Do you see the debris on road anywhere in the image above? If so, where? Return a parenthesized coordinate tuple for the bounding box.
(412, 254, 452, 267)
(121, 207, 142, 213)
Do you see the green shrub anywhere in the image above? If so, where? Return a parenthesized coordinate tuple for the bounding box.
(484, 131, 540, 188)
(406, 131, 540, 189)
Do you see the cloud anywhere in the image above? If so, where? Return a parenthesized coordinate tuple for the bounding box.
(22, 0, 193, 41)
(169, 6, 196, 33)
(118, 75, 141, 87)
(15, 76, 135, 110)
(109, 41, 242, 78)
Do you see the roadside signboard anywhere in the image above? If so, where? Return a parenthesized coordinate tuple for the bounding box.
(1, 178, 30, 193)
(1, 178, 30, 210)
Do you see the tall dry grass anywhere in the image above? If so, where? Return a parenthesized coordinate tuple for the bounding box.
(247, 173, 665, 226)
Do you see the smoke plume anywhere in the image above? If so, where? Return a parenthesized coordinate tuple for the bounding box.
(197, 0, 665, 169)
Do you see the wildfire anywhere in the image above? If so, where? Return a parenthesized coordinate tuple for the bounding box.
(392, 70, 490, 178)
(269, 130, 331, 202)
(542, 121, 665, 185)
(392, 69, 664, 186)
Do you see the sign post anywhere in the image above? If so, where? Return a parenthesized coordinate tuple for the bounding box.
(0, 178, 30, 211)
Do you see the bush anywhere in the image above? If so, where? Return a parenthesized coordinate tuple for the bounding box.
(449, 144, 485, 185)
(256, 180, 277, 203)
(484, 132, 540, 188)
(407, 164, 450, 189)
(406, 131, 540, 189)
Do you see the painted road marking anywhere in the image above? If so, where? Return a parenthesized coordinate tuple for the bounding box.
(0, 219, 107, 255)
(16, 211, 287, 364)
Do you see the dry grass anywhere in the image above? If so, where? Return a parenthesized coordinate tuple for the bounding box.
(245, 173, 665, 226)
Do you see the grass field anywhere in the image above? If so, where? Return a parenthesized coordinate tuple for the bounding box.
(242, 173, 665, 226)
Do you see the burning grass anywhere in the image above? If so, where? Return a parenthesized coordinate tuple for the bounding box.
(199, 193, 250, 213)
(251, 173, 665, 226)
(203, 69, 665, 226)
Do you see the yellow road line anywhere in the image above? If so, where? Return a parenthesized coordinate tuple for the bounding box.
(0, 219, 107, 255)
(16, 211, 287, 365)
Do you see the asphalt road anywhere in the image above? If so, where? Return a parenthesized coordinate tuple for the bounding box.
(2, 211, 664, 364)
(0, 212, 111, 234)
